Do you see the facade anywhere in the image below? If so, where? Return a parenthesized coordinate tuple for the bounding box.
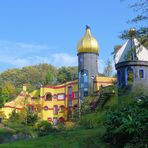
(115, 29, 148, 95)
(1, 26, 115, 124)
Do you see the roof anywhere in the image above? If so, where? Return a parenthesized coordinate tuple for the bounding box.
(115, 38, 148, 64)
(77, 26, 99, 54)
(95, 76, 116, 83)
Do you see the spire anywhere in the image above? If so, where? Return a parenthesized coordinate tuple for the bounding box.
(128, 28, 136, 38)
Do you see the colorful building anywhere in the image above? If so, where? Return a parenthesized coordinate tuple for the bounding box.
(115, 29, 148, 95)
(1, 26, 115, 125)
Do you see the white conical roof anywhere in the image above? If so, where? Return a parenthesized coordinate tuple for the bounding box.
(115, 38, 148, 64)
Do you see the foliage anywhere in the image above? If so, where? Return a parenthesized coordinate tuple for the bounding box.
(0, 110, 6, 120)
(0, 128, 14, 144)
(57, 66, 77, 83)
(103, 97, 148, 148)
(0, 64, 78, 102)
(8, 108, 38, 126)
(119, 27, 148, 48)
(9, 109, 20, 123)
(79, 112, 105, 129)
(57, 122, 66, 131)
(80, 95, 98, 115)
(36, 121, 57, 136)
(103, 59, 113, 77)
(112, 45, 122, 57)
(26, 113, 38, 126)
(0, 96, 5, 108)
(122, 0, 148, 23)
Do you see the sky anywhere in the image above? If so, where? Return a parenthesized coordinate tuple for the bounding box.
(0, 0, 145, 73)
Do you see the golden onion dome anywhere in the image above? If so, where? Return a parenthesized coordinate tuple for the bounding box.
(77, 25, 99, 54)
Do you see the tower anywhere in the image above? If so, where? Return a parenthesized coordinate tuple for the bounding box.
(115, 29, 148, 95)
(77, 26, 99, 100)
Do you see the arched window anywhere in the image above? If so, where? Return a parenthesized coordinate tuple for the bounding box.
(59, 117, 65, 124)
(45, 93, 52, 101)
(60, 105, 65, 113)
(53, 105, 58, 115)
(126, 67, 134, 86)
(53, 117, 58, 126)
(79, 69, 89, 98)
(138, 68, 144, 79)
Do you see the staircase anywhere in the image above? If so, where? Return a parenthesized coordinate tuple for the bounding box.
(97, 86, 115, 108)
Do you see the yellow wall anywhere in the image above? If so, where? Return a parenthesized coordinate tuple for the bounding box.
(1, 77, 115, 123)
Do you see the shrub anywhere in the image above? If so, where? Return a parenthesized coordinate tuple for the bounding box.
(36, 121, 57, 136)
(26, 113, 38, 126)
(79, 112, 105, 129)
(103, 97, 148, 148)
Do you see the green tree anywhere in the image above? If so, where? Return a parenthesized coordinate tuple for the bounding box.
(103, 59, 113, 77)
(57, 66, 77, 83)
(1, 81, 17, 102)
(121, 0, 148, 23)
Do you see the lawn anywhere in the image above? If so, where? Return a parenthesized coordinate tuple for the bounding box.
(0, 127, 108, 148)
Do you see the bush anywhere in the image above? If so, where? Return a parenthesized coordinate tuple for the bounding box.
(36, 121, 57, 136)
(79, 112, 105, 129)
(103, 97, 148, 148)
(26, 113, 38, 126)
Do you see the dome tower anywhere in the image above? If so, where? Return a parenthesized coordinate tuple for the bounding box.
(77, 26, 99, 100)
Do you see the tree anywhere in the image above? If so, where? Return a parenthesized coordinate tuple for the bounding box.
(1, 81, 17, 102)
(114, 0, 148, 57)
(121, 0, 148, 23)
(57, 66, 77, 83)
(119, 27, 148, 48)
(103, 59, 113, 77)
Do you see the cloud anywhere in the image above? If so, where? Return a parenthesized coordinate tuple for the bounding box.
(0, 40, 56, 58)
(0, 40, 116, 75)
(0, 40, 77, 70)
(51, 53, 77, 67)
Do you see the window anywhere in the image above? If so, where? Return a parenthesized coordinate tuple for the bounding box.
(117, 70, 121, 86)
(74, 92, 78, 98)
(59, 117, 65, 124)
(84, 91, 88, 96)
(57, 94, 65, 100)
(68, 100, 72, 107)
(53, 117, 58, 126)
(44, 106, 49, 111)
(53, 94, 57, 99)
(79, 69, 89, 98)
(139, 69, 144, 79)
(48, 117, 52, 122)
(53, 105, 58, 115)
(74, 104, 78, 109)
(126, 67, 134, 86)
(68, 86, 72, 95)
(45, 93, 52, 101)
(59, 105, 65, 113)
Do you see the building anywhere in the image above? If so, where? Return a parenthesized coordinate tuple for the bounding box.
(115, 29, 148, 95)
(1, 26, 115, 125)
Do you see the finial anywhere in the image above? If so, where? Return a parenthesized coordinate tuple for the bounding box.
(86, 25, 90, 30)
(128, 28, 136, 38)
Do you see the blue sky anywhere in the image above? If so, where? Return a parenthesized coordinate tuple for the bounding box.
(0, 0, 145, 73)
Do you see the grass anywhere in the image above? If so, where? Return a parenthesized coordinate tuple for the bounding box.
(0, 127, 108, 148)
